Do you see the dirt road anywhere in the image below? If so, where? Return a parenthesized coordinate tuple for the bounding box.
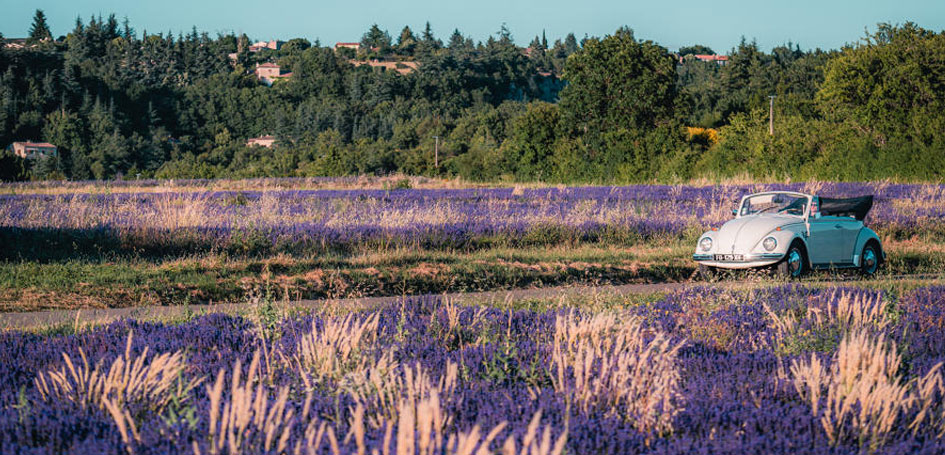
(2, 274, 941, 331)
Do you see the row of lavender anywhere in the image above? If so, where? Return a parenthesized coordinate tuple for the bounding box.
(0, 176, 365, 191)
(0, 285, 943, 454)
(1, 182, 943, 256)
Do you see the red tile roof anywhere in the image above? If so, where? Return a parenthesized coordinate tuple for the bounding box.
(693, 54, 729, 61)
(15, 141, 56, 148)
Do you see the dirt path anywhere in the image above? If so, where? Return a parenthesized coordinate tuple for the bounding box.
(1, 274, 941, 331)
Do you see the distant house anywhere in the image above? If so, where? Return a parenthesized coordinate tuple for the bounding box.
(681, 54, 729, 65)
(7, 141, 58, 159)
(349, 59, 419, 75)
(334, 42, 361, 51)
(255, 62, 293, 85)
(246, 135, 276, 148)
(249, 40, 284, 52)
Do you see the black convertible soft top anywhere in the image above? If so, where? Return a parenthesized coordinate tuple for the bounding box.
(819, 195, 873, 221)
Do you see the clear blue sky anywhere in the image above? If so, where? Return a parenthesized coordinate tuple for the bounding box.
(3, 0, 944, 53)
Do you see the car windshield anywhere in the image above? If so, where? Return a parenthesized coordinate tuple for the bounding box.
(740, 193, 808, 217)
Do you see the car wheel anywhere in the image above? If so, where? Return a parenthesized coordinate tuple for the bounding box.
(860, 243, 880, 276)
(698, 264, 719, 281)
(777, 244, 806, 279)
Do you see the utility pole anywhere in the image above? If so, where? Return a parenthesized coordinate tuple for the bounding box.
(432, 135, 440, 169)
(768, 95, 776, 136)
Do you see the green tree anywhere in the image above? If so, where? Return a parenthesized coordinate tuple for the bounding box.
(558, 27, 678, 144)
(313, 129, 350, 176)
(42, 109, 85, 171)
(27, 9, 53, 44)
(360, 24, 392, 56)
(397, 26, 416, 55)
(416, 22, 441, 56)
(448, 29, 466, 49)
(502, 102, 559, 180)
(817, 23, 945, 146)
(678, 45, 714, 56)
(282, 38, 311, 54)
(0, 149, 28, 181)
(716, 38, 767, 120)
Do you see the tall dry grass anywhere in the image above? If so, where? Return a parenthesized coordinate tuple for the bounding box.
(33, 332, 199, 455)
(344, 361, 460, 432)
(103, 394, 141, 455)
(205, 351, 296, 455)
(337, 406, 565, 455)
(766, 290, 890, 351)
(274, 363, 563, 455)
(910, 363, 945, 438)
(34, 331, 198, 412)
(792, 329, 945, 450)
(291, 313, 382, 390)
(551, 311, 683, 434)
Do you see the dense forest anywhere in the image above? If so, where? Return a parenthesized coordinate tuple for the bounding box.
(1, 10, 943, 182)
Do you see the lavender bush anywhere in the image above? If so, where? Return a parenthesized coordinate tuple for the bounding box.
(1, 285, 944, 454)
(1, 181, 942, 259)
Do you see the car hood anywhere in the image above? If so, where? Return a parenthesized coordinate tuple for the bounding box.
(714, 215, 802, 253)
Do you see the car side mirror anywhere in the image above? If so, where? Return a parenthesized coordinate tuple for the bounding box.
(732, 208, 738, 216)
(813, 212, 821, 220)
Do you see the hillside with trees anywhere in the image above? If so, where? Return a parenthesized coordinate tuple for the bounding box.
(1, 10, 943, 182)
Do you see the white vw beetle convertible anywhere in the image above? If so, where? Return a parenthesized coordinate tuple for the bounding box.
(693, 191, 884, 279)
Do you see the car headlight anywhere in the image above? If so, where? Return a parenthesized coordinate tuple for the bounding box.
(699, 237, 713, 252)
(763, 236, 777, 251)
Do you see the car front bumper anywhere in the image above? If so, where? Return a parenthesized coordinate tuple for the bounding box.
(693, 253, 785, 269)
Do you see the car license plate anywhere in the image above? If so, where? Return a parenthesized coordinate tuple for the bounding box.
(714, 254, 744, 261)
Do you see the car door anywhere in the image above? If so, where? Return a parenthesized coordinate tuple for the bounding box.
(836, 218, 863, 264)
(807, 216, 844, 266)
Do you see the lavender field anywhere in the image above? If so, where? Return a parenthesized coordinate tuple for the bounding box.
(2, 179, 945, 453)
(2, 180, 944, 259)
(2, 284, 945, 454)
(1, 179, 944, 310)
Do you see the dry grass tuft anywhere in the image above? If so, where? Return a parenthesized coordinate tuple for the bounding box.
(291, 313, 382, 389)
(909, 363, 945, 438)
(103, 395, 141, 454)
(34, 331, 198, 413)
(345, 361, 459, 432)
(335, 406, 565, 455)
(791, 329, 945, 450)
(499, 411, 568, 455)
(204, 351, 295, 455)
(34, 331, 199, 455)
(766, 290, 889, 352)
(551, 311, 683, 434)
(326, 355, 564, 455)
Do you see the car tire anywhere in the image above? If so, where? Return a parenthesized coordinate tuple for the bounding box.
(777, 243, 806, 279)
(860, 243, 880, 276)
(698, 264, 719, 282)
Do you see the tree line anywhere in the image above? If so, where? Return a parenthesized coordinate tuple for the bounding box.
(1, 10, 943, 182)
